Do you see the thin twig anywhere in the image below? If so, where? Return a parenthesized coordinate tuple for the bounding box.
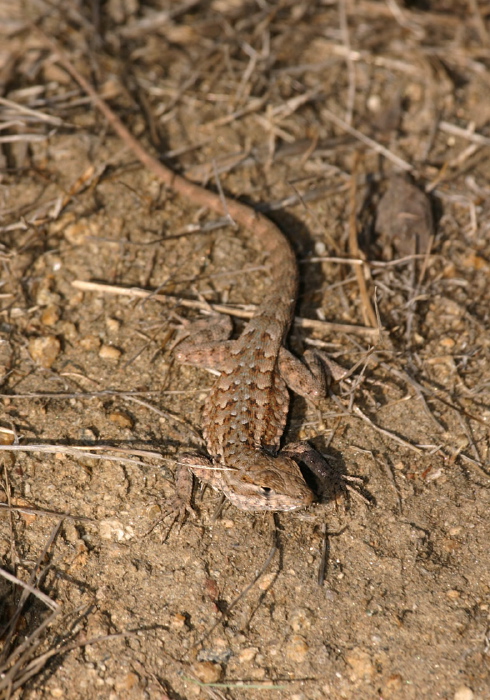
(71, 279, 379, 338)
(0, 568, 58, 611)
(0, 444, 159, 467)
(347, 157, 377, 327)
(322, 107, 414, 171)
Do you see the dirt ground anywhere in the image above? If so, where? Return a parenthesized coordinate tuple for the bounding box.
(1, 1, 490, 699)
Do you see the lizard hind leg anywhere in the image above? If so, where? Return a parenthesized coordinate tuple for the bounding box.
(278, 347, 349, 403)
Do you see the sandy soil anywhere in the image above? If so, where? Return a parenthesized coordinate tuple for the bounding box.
(1, 1, 490, 699)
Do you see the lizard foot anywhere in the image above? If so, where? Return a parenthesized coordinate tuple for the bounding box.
(283, 441, 373, 506)
(143, 457, 201, 540)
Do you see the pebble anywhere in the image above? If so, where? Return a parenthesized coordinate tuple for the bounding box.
(114, 672, 139, 692)
(345, 648, 375, 681)
(109, 410, 134, 429)
(29, 335, 61, 368)
(99, 344, 122, 360)
(191, 661, 222, 684)
(0, 428, 15, 445)
(106, 317, 121, 333)
(383, 673, 403, 692)
(81, 427, 98, 441)
(64, 219, 89, 245)
(237, 647, 258, 663)
(257, 572, 276, 590)
(99, 519, 134, 541)
(454, 687, 474, 700)
(40, 305, 60, 326)
(15, 497, 36, 526)
(36, 286, 60, 307)
(146, 504, 161, 519)
(249, 666, 267, 680)
(289, 608, 313, 632)
(79, 334, 101, 351)
(170, 613, 187, 630)
(60, 321, 78, 340)
(285, 634, 309, 663)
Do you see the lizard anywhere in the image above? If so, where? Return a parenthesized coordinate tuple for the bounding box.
(47, 37, 334, 512)
(173, 230, 321, 512)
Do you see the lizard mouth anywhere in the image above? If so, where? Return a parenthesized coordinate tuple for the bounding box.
(223, 478, 315, 512)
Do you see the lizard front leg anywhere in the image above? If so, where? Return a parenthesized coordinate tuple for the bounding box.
(173, 314, 235, 370)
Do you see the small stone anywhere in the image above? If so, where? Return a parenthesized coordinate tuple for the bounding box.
(440, 336, 455, 348)
(64, 219, 90, 245)
(345, 648, 375, 681)
(60, 321, 78, 340)
(446, 589, 461, 600)
(147, 504, 161, 519)
(80, 334, 101, 351)
(114, 672, 139, 692)
(36, 286, 60, 307)
(237, 647, 258, 663)
(170, 613, 187, 630)
(289, 608, 313, 632)
(249, 667, 267, 680)
(81, 427, 98, 441)
(68, 291, 84, 308)
(314, 240, 326, 255)
(15, 497, 36, 526)
(0, 428, 15, 445)
(448, 527, 462, 536)
(285, 635, 309, 663)
(454, 687, 474, 700)
(383, 673, 403, 693)
(99, 344, 122, 360)
(257, 572, 276, 590)
(99, 519, 134, 542)
(191, 661, 222, 684)
(367, 94, 381, 112)
(50, 688, 64, 697)
(106, 317, 121, 333)
(29, 335, 61, 368)
(108, 410, 134, 429)
(40, 305, 60, 326)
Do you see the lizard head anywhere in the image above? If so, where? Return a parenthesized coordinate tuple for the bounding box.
(223, 451, 315, 512)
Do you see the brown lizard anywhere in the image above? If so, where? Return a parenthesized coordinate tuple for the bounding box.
(47, 37, 333, 512)
(173, 231, 321, 512)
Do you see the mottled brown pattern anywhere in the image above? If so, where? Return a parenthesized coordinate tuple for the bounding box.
(175, 230, 321, 511)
